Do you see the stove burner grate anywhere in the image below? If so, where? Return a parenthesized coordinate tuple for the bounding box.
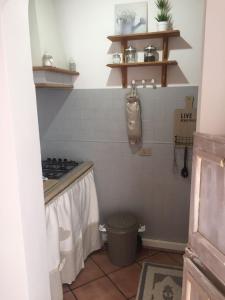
(42, 158, 80, 179)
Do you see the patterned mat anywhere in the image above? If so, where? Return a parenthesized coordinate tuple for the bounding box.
(136, 262, 183, 300)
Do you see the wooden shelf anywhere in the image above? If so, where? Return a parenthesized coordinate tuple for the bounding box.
(107, 30, 180, 42)
(33, 66, 79, 89)
(33, 66, 79, 76)
(35, 83, 73, 89)
(107, 30, 180, 88)
(107, 61, 177, 68)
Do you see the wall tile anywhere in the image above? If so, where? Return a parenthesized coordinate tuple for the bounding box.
(38, 86, 198, 242)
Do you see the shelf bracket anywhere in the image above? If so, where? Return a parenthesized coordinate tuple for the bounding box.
(121, 39, 128, 63)
(161, 64, 168, 87)
(121, 67, 127, 88)
(162, 36, 169, 60)
(161, 36, 169, 87)
(121, 39, 128, 88)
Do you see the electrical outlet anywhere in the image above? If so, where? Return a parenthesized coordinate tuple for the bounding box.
(138, 147, 152, 156)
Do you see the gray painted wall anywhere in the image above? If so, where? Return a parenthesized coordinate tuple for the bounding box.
(36, 86, 198, 243)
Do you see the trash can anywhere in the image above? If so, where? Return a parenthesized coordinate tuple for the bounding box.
(106, 213, 139, 266)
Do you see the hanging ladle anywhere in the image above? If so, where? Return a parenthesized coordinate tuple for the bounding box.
(181, 146, 188, 178)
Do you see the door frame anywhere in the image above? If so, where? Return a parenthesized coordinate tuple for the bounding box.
(0, 0, 51, 299)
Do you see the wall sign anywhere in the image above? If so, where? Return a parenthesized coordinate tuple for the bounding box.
(174, 96, 197, 147)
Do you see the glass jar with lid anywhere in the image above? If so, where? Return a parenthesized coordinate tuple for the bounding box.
(144, 45, 158, 62)
(125, 45, 137, 63)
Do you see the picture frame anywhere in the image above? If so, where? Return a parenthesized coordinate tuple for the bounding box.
(115, 2, 148, 35)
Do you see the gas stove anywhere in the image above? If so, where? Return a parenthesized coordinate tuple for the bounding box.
(42, 158, 80, 179)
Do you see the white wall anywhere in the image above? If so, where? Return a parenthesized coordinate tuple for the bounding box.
(197, 0, 225, 135)
(0, 0, 51, 299)
(29, 0, 67, 68)
(54, 0, 205, 89)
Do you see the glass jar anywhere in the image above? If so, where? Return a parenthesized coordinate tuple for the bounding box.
(112, 53, 121, 64)
(42, 52, 54, 67)
(144, 45, 158, 62)
(125, 45, 137, 63)
(69, 58, 76, 71)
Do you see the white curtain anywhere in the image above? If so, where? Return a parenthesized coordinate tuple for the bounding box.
(45, 170, 102, 300)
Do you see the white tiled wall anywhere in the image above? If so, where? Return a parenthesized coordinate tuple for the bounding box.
(37, 86, 198, 243)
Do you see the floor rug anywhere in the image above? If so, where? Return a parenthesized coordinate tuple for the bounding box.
(136, 262, 183, 300)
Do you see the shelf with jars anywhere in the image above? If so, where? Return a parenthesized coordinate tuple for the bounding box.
(107, 30, 180, 88)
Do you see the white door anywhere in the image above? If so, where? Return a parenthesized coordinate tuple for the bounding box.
(182, 257, 225, 300)
(182, 133, 225, 299)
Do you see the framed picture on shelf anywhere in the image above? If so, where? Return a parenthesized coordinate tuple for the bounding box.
(115, 2, 148, 35)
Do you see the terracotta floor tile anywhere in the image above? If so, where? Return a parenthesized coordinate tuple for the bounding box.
(63, 284, 70, 294)
(70, 258, 104, 289)
(139, 252, 179, 267)
(167, 252, 184, 266)
(136, 247, 158, 261)
(73, 277, 126, 300)
(63, 291, 76, 300)
(91, 250, 122, 274)
(108, 263, 141, 298)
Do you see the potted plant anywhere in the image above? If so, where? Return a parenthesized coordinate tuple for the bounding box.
(155, 0, 172, 31)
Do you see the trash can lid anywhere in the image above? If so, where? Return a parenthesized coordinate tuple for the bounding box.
(107, 214, 138, 230)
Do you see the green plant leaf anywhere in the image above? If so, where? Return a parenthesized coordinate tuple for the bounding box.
(155, 0, 171, 11)
(155, 0, 172, 22)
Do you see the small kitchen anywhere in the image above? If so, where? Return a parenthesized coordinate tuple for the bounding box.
(25, 0, 225, 300)
(3, 0, 225, 299)
(31, 0, 203, 246)
(31, 0, 202, 298)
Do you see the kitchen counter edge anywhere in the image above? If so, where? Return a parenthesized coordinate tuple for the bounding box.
(44, 161, 94, 204)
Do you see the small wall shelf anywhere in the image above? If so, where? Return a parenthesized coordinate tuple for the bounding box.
(107, 61, 177, 68)
(35, 83, 73, 89)
(107, 30, 180, 88)
(33, 66, 79, 89)
(33, 66, 79, 76)
(107, 30, 180, 42)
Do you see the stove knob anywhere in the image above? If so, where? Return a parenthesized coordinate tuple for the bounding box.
(53, 158, 57, 162)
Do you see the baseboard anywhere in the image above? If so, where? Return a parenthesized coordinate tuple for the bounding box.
(142, 238, 186, 252)
(101, 232, 186, 252)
